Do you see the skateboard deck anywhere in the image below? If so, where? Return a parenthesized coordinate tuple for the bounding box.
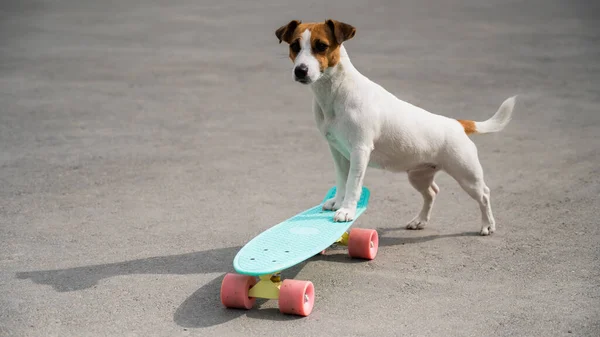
(233, 186, 370, 276)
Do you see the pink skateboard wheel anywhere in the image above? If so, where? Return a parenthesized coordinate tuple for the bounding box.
(278, 279, 315, 316)
(348, 228, 379, 260)
(220, 273, 257, 309)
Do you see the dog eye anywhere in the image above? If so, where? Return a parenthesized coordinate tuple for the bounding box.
(290, 41, 300, 53)
(314, 41, 328, 53)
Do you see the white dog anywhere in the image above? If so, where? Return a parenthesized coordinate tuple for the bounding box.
(275, 19, 516, 235)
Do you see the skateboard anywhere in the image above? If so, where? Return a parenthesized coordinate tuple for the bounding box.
(220, 186, 378, 317)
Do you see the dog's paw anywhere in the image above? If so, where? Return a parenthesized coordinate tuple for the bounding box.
(333, 207, 356, 222)
(406, 217, 427, 230)
(322, 197, 342, 211)
(480, 225, 495, 236)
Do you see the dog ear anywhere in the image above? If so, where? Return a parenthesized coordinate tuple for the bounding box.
(275, 20, 301, 44)
(325, 19, 356, 44)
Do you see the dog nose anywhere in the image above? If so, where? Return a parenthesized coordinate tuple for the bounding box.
(294, 64, 308, 79)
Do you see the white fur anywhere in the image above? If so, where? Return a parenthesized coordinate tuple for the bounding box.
(294, 36, 516, 236)
(475, 97, 515, 134)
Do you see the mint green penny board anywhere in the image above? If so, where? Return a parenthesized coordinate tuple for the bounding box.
(233, 186, 370, 276)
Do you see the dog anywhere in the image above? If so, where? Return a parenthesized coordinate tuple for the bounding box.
(275, 19, 516, 236)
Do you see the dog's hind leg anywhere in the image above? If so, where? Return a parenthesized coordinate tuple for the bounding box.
(443, 143, 496, 236)
(406, 166, 439, 230)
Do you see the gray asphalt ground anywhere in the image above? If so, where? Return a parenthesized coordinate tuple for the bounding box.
(1, 0, 599, 336)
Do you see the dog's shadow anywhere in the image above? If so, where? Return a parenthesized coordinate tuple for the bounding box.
(16, 229, 477, 328)
(376, 227, 481, 247)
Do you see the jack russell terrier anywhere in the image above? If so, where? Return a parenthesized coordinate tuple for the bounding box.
(275, 19, 516, 236)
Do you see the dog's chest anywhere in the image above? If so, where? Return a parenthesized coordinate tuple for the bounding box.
(316, 112, 352, 157)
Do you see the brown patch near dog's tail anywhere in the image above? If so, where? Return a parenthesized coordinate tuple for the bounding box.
(457, 120, 477, 135)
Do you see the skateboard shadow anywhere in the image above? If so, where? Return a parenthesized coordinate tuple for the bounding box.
(16, 246, 242, 292)
(15, 227, 478, 328)
(15, 244, 310, 328)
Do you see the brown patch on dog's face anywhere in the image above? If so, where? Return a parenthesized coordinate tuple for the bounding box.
(275, 19, 356, 80)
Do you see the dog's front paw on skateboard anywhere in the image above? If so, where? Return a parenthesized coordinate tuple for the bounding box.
(322, 197, 343, 211)
(333, 207, 356, 222)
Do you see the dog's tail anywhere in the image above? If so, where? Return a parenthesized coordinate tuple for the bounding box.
(457, 96, 516, 135)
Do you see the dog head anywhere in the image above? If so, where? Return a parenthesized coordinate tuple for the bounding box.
(275, 19, 356, 85)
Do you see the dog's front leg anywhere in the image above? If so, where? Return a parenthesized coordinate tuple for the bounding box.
(334, 146, 371, 222)
(323, 145, 350, 211)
